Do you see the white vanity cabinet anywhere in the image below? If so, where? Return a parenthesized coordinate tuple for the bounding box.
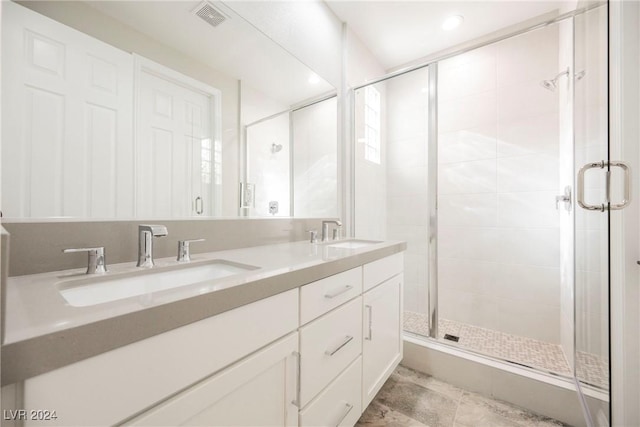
(362, 274, 403, 407)
(126, 333, 299, 427)
(297, 253, 404, 426)
(19, 290, 300, 427)
(7, 252, 404, 427)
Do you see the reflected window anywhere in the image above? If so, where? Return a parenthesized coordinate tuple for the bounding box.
(364, 86, 381, 164)
(201, 139, 212, 185)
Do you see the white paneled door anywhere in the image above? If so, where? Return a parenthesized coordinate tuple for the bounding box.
(2, 1, 134, 218)
(136, 58, 216, 218)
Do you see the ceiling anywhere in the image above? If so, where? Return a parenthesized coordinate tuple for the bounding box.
(326, 1, 572, 70)
(86, 1, 334, 107)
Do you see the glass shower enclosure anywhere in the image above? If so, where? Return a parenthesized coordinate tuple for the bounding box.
(353, 4, 610, 425)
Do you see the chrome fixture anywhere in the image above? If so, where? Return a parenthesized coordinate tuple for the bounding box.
(307, 229, 318, 244)
(540, 67, 570, 91)
(321, 220, 342, 242)
(271, 143, 283, 153)
(177, 238, 205, 263)
(577, 160, 631, 211)
(555, 186, 572, 211)
(137, 224, 168, 268)
(63, 247, 107, 274)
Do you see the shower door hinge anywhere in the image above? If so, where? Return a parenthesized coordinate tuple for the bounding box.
(577, 160, 631, 211)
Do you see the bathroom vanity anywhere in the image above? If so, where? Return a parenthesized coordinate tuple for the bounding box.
(1, 240, 405, 426)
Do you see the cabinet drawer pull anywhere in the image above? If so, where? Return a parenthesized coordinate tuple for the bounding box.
(324, 285, 353, 299)
(291, 351, 301, 407)
(365, 305, 373, 341)
(335, 402, 354, 426)
(325, 335, 354, 356)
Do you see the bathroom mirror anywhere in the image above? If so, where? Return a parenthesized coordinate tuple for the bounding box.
(1, 0, 337, 220)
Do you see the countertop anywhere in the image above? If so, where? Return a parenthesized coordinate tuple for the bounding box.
(2, 239, 406, 385)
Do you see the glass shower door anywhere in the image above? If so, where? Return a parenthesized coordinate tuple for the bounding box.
(573, 4, 611, 425)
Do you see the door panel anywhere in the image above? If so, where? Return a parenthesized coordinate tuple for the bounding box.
(573, 4, 610, 426)
(137, 66, 213, 217)
(1, 1, 133, 218)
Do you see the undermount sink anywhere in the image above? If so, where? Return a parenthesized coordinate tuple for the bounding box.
(58, 260, 259, 307)
(326, 239, 381, 249)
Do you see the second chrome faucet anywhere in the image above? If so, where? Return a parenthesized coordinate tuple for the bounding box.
(137, 224, 168, 268)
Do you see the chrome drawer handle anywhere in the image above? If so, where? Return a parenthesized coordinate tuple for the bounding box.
(325, 336, 354, 356)
(324, 285, 353, 299)
(291, 351, 301, 407)
(335, 402, 354, 427)
(365, 305, 373, 341)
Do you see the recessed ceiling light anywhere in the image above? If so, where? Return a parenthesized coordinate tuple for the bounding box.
(308, 73, 320, 84)
(442, 15, 464, 31)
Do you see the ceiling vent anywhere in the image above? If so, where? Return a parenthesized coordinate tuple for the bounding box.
(193, 2, 229, 28)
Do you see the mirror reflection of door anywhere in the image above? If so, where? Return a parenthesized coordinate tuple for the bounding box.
(136, 57, 218, 218)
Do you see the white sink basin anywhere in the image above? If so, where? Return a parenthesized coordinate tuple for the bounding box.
(327, 240, 381, 249)
(58, 260, 258, 307)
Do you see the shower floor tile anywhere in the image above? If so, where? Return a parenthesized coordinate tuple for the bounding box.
(576, 351, 609, 389)
(404, 312, 572, 376)
(356, 365, 566, 427)
(403, 311, 609, 390)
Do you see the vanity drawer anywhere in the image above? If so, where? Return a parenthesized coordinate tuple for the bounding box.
(299, 356, 362, 427)
(300, 296, 362, 407)
(363, 253, 403, 292)
(300, 267, 362, 325)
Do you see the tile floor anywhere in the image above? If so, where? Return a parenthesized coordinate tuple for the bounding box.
(403, 311, 608, 390)
(356, 365, 566, 427)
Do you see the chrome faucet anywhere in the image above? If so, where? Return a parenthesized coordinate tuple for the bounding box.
(137, 224, 168, 268)
(321, 220, 342, 242)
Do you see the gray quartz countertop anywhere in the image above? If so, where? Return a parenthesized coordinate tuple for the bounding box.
(2, 239, 406, 385)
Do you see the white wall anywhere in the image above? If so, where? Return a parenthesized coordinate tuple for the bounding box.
(293, 97, 338, 218)
(354, 83, 387, 241)
(437, 26, 562, 344)
(226, 1, 343, 88)
(351, 28, 388, 240)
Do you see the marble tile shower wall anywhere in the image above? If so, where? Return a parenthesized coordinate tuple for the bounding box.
(437, 26, 562, 343)
(385, 68, 430, 315)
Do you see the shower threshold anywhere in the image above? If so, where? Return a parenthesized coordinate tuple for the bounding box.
(403, 311, 608, 390)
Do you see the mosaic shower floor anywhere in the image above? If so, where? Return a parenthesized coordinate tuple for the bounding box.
(403, 311, 608, 389)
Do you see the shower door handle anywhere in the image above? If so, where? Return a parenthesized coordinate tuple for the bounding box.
(577, 161, 606, 211)
(609, 161, 631, 210)
(577, 160, 631, 211)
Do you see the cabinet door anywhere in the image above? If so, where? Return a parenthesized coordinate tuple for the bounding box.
(127, 333, 299, 427)
(362, 274, 403, 408)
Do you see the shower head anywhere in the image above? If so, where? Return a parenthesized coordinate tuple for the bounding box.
(540, 79, 558, 91)
(271, 143, 283, 153)
(540, 67, 570, 92)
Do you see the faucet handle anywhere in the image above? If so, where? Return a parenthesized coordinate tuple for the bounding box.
(306, 229, 318, 244)
(177, 239, 205, 262)
(332, 226, 341, 240)
(63, 247, 107, 274)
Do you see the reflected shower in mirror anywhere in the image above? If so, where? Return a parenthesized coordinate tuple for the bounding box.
(243, 96, 338, 218)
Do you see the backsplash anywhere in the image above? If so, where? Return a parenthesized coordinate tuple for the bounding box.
(2, 218, 331, 277)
